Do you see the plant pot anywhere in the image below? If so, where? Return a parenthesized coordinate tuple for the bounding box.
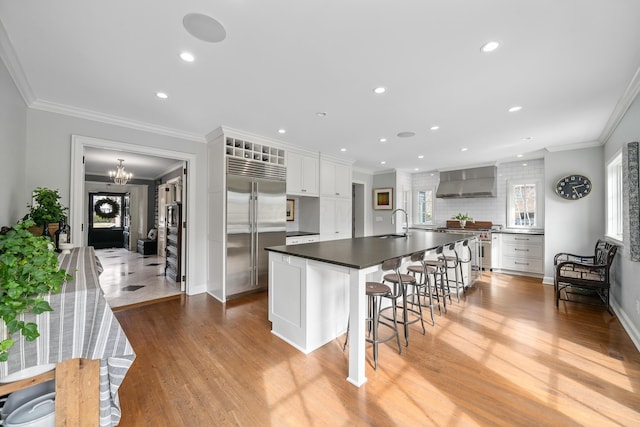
(27, 223, 59, 239)
(459, 220, 466, 228)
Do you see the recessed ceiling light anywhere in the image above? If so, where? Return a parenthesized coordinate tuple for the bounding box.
(379, 138, 387, 143)
(430, 125, 440, 131)
(340, 148, 347, 152)
(508, 105, 523, 113)
(380, 161, 386, 165)
(316, 112, 327, 117)
(516, 154, 523, 158)
(460, 148, 468, 152)
(183, 13, 226, 43)
(278, 129, 286, 134)
(414, 168, 419, 171)
(430, 173, 435, 177)
(397, 131, 416, 138)
(418, 155, 424, 159)
(373, 86, 386, 94)
(179, 52, 195, 62)
(156, 92, 168, 99)
(522, 163, 528, 166)
(480, 41, 500, 53)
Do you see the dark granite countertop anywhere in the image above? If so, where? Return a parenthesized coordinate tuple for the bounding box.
(286, 231, 320, 237)
(266, 231, 469, 269)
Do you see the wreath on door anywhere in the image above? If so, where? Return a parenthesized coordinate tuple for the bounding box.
(94, 198, 120, 219)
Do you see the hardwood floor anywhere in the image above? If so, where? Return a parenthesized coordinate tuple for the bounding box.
(96, 248, 182, 309)
(114, 273, 640, 426)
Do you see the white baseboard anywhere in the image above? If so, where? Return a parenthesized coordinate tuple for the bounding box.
(611, 299, 640, 352)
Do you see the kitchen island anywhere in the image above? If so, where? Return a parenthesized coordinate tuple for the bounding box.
(265, 230, 469, 387)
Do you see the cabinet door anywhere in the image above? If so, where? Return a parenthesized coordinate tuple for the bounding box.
(301, 155, 319, 195)
(334, 198, 352, 239)
(321, 160, 351, 198)
(320, 161, 336, 197)
(334, 164, 351, 198)
(286, 152, 303, 194)
(287, 152, 319, 196)
(319, 198, 337, 240)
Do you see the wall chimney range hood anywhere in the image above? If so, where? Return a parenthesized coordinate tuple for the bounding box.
(436, 165, 497, 198)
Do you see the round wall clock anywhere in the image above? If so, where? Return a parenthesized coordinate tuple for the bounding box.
(555, 174, 592, 200)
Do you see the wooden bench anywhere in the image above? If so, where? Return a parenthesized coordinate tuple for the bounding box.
(554, 239, 617, 313)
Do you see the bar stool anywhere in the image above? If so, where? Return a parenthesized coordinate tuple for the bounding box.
(406, 251, 440, 325)
(457, 239, 473, 287)
(342, 281, 402, 370)
(380, 256, 426, 346)
(443, 242, 465, 302)
(425, 246, 451, 312)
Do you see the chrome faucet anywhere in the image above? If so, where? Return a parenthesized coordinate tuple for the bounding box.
(392, 208, 409, 237)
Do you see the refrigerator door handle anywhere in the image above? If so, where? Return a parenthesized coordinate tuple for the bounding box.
(252, 180, 259, 287)
(249, 181, 255, 287)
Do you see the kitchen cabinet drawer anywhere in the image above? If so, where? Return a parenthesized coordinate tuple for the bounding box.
(500, 256, 543, 274)
(502, 243, 543, 258)
(501, 234, 543, 245)
(286, 235, 320, 245)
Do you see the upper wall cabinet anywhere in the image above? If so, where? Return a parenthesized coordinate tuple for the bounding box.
(320, 158, 351, 198)
(287, 150, 319, 196)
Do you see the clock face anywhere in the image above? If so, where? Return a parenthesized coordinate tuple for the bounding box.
(555, 174, 592, 200)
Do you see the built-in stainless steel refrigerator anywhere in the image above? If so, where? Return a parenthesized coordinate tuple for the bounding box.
(226, 157, 286, 297)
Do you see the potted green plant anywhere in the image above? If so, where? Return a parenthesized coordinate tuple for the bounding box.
(23, 187, 67, 238)
(452, 212, 473, 228)
(0, 220, 70, 361)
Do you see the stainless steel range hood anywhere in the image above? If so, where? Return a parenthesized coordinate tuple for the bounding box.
(436, 165, 497, 198)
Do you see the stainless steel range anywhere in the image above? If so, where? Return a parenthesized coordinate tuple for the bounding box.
(436, 227, 496, 270)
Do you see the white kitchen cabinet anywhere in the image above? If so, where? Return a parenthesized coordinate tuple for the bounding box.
(268, 252, 349, 352)
(287, 151, 319, 196)
(498, 233, 544, 275)
(286, 235, 320, 245)
(320, 159, 351, 198)
(320, 197, 352, 241)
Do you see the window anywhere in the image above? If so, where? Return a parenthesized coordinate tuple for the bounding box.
(415, 189, 434, 224)
(507, 180, 541, 228)
(606, 152, 623, 242)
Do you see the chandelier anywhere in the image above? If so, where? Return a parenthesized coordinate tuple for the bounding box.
(109, 158, 133, 185)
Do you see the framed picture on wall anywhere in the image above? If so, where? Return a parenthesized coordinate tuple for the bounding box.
(373, 188, 393, 210)
(286, 199, 295, 221)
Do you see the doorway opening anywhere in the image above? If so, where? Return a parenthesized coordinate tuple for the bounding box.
(70, 135, 196, 306)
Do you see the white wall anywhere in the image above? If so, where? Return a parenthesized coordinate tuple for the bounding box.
(352, 169, 373, 236)
(604, 93, 640, 348)
(25, 109, 209, 294)
(543, 146, 604, 281)
(0, 57, 27, 225)
(372, 171, 396, 235)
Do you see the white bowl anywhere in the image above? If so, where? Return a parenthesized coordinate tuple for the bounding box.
(58, 243, 73, 254)
(0, 364, 56, 384)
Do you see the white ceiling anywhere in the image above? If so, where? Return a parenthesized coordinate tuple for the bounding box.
(2, 1, 640, 173)
(83, 146, 183, 181)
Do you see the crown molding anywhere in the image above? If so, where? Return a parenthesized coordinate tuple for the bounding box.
(31, 99, 206, 143)
(599, 65, 640, 144)
(544, 140, 602, 153)
(0, 19, 35, 104)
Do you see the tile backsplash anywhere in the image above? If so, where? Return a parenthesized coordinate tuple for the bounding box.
(412, 159, 545, 227)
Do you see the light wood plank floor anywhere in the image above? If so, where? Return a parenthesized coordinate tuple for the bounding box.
(114, 273, 640, 426)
